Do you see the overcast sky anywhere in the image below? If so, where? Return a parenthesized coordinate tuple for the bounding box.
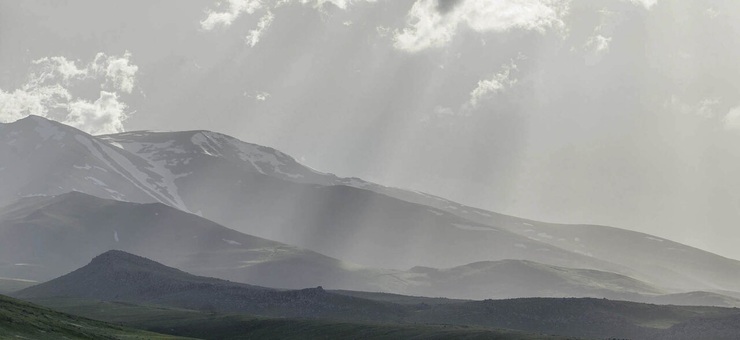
(2, 0, 740, 260)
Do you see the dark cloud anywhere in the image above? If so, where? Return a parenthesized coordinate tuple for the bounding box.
(436, 0, 463, 14)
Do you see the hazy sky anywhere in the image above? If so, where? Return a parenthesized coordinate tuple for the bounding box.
(2, 0, 740, 260)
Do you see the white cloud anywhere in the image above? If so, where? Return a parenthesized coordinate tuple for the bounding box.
(202, 0, 375, 33)
(583, 33, 612, 64)
(31, 56, 87, 83)
(723, 106, 740, 131)
(585, 34, 611, 54)
(0, 52, 139, 134)
(705, 7, 720, 19)
(394, 0, 569, 53)
(665, 96, 722, 120)
(202, 0, 376, 47)
(628, 0, 658, 9)
(696, 98, 720, 119)
(466, 62, 518, 109)
(294, 0, 377, 10)
(94, 52, 139, 93)
(424, 61, 519, 120)
(65, 91, 129, 135)
(201, 0, 263, 30)
(0, 85, 71, 122)
(246, 11, 275, 47)
(376, 26, 392, 37)
(255, 91, 271, 101)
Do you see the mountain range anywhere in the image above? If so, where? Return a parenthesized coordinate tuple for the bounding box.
(15, 250, 740, 340)
(2, 115, 740, 304)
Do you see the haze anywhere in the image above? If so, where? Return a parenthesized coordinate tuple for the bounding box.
(1, 0, 739, 261)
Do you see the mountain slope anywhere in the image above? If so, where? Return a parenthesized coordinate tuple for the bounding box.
(0, 192, 684, 302)
(0, 192, 410, 293)
(0, 115, 186, 210)
(101, 126, 740, 292)
(16, 252, 740, 340)
(14, 250, 406, 322)
(0, 293, 190, 339)
(101, 129, 621, 273)
(5, 116, 740, 295)
(402, 259, 664, 300)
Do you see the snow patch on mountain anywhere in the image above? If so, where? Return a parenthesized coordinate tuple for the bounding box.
(453, 223, 497, 232)
(223, 239, 242, 246)
(73, 134, 188, 211)
(646, 236, 665, 242)
(84, 176, 106, 187)
(427, 209, 444, 216)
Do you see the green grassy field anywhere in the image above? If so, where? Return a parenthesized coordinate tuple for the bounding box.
(0, 295, 195, 340)
(26, 298, 577, 340)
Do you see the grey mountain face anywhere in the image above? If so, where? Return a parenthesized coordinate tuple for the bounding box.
(16, 250, 740, 340)
(101, 124, 740, 293)
(0, 116, 180, 208)
(2, 116, 740, 300)
(4, 191, 719, 305)
(14, 250, 406, 322)
(0, 192, 409, 293)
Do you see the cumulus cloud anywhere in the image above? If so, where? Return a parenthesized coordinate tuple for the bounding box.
(293, 0, 377, 10)
(585, 34, 611, 54)
(246, 11, 275, 47)
(723, 106, 740, 131)
(0, 52, 139, 134)
(424, 61, 519, 120)
(202, 0, 377, 45)
(65, 91, 129, 135)
(93, 52, 139, 93)
(466, 61, 518, 109)
(628, 0, 659, 9)
(30, 56, 87, 83)
(200, 0, 263, 30)
(394, 0, 569, 52)
(0, 85, 71, 122)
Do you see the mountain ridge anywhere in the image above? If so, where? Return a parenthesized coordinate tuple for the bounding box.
(4, 116, 740, 295)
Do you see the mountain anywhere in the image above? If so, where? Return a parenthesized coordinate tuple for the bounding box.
(4, 116, 740, 296)
(0, 115, 185, 210)
(0, 293, 190, 339)
(0, 192, 409, 293)
(100, 129, 623, 273)
(402, 259, 664, 301)
(16, 251, 740, 340)
(100, 123, 740, 293)
(0, 192, 686, 302)
(14, 250, 406, 322)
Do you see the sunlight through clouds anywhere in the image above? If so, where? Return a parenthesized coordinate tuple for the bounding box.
(394, 0, 569, 53)
(0, 52, 139, 134)
(246, 11, 276, 47)
(466, 62, 518, 109)
(200, 0, 263, 30)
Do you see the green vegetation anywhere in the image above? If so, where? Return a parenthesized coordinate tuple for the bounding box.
(27, 298, 575, 340)
(0, 294, 193, 340)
